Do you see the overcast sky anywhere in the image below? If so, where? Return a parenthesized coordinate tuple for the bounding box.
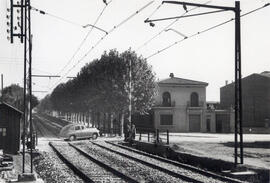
(0, 0, 269, 101)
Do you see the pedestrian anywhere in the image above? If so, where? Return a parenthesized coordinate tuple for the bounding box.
(124, 121, 131, 142)
(128, 123, 136, 145)
(131, 123, 136, 140)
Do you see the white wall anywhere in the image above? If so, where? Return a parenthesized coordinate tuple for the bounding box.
(154, 84, 207, 132)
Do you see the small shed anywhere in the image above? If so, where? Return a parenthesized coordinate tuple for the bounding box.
(0, 102, 22, 154)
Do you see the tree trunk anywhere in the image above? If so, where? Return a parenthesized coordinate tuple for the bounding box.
(97, 112, 100, 129)
(88, 111, 91, 127)
(103, 113, 106, 134)
(110, 114, 113, 135)
(120, 113, 124, 136)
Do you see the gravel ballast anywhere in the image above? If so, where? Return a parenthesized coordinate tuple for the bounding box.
(75, 141, 190, 183)
(80, 141, 235, 183)
(34, 151, 84, 183)
(52, 143, 127, 183)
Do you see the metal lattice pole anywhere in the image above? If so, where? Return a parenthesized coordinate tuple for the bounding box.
(145, 1, 243, 167)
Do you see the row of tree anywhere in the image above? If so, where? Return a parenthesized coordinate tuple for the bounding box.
(37, 49, 157, 132)
(0, 84, 39, 111)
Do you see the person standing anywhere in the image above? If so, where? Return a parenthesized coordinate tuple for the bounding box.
(124, 121, 131, 142)
(131, 123, 136, 140)
(128, 123, 136, 145)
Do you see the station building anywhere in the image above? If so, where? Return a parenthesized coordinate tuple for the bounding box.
(152, 73, 234, 133)
(153, 73, 208, 132)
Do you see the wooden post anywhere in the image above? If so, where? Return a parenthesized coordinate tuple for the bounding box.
(167, 129, 169, 145)
(156, 129, 159, 143)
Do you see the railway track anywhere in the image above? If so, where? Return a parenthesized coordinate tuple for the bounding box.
(49, 142, 137, 183)
(105, 141, 244, 183)
(88, 141, 244, 183)
(33, 114, 62, 138)
(74, 141, 214, 183)
(49, 140, 245, 183)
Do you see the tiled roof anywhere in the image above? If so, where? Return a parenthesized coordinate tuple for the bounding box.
(158, 77, 208, 86)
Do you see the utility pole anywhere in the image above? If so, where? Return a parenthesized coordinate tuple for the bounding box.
(145, 1, 243, 166)
(27, 0, 33, 173)
(128, 57, 132, 124)
(7, 0, 35, 176)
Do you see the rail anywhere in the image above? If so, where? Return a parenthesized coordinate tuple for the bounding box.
(91, 141, 204, 183)
(69, 143, 140, 183)
(49, 142, 95, 183)
(106, 141, 244, 183)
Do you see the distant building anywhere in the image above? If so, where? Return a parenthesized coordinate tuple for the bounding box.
(220, 71, 270, 128)
(205, 103, 234, 133)
(153, 73, 209, 132)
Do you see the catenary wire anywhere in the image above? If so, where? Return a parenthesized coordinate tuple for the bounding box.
(136, 0, 212, 51)
(31, 3, 111, 76)
(49, 1, 154, 91)
(31, 6, 82, 27)
(55, 3, 111, 76)
(147, 2, 163, 20)
(146, 3, 270, 60)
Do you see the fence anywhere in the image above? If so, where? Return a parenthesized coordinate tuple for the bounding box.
(136, 128, 170, 145)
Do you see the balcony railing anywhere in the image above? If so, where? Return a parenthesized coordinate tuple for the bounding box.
(187, 101, 204, 107)
(154, 101, 176, 107)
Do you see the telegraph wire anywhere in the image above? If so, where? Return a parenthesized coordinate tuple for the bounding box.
(108, 1, 154, 33)
(31, 6, 83, 27)
(146, 2, 270, 60)
(55, 3, 110, 76)
(241, 2, 269, 17)
(147, 2, 163, 20)
(31, 2, 112, 82)
(136, 0, 211, 51)
(49, 1, 154, 91)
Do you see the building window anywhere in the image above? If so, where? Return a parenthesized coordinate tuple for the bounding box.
(0, 128, 6, 136)
(162, 92, 171, 107)
(160, 114, 173, 125)
(190, 92, 199, 107)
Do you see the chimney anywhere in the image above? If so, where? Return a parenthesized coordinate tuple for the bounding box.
(169, 73, 174, 78)
(225, 80, 228, 85)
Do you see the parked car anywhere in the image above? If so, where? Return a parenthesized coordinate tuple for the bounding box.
(59, 124, 99, 141)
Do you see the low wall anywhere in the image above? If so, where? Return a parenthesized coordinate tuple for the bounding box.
(243, 127, 270, 134)
(128, 141, 269, 183)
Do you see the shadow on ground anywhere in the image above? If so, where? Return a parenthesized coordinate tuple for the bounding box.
(222, 141, 270, 149)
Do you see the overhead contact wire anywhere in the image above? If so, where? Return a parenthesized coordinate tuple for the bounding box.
(56, 4, 109, 75)
(50, 1, 154, 91)
(136, 0, 212, 51)
(146, 3, 270, 60)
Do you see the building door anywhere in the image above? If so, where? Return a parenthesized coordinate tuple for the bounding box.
(216, 114, 230, 133)
(206, 119, 211, 132)
(189, 115, 201, 132)
(216, 120, 222, 133)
